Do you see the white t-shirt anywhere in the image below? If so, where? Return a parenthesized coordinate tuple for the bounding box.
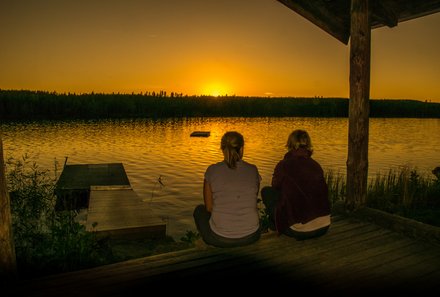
(205, 160, 261, 238)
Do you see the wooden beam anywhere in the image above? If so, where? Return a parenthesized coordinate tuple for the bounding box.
(346, 0, 371, 211)
(277, 0, 350, 44)
(371, 0, 440, 28)
(0, 135, 17, 279)
(397, 0, 440, 21)
(371, 0, 398, 27)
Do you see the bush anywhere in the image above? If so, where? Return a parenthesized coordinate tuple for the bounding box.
(6, 155, 114, 278)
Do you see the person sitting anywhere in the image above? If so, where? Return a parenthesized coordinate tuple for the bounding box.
(193, 131, 261, 247)
(261, 129, 330, 240)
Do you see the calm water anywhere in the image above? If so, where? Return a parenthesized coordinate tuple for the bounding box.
(2, 117, 440, 238)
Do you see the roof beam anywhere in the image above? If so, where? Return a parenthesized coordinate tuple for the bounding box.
(278, 0, 440, 43)
(399, 0, 440, 20)
(371, 0, 398, 27)
(371, 0, 440, 28)
(277, 0, 350, 44)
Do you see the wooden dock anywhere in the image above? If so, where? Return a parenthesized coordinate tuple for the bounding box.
(86, 186, 166, 240)
(55, 163, 131, 210)
(55, 163, 166, 240)
(6, 208, 440, 297)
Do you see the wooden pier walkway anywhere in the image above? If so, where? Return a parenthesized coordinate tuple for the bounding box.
(86, 186, 166, 239)
(6, 208, 440, 297)
(55, 163, 166, 239)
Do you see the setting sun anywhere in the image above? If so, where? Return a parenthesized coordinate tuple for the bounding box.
(201, 82, 232, 97)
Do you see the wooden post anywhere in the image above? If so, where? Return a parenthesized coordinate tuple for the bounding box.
(0, 135, 17, 279)
(346, 0, 371, 211)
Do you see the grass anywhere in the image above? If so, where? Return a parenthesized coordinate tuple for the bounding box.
(326, 167, 440, 227)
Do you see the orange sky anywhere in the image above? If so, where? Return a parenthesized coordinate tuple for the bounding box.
(1, 0, 439, 102)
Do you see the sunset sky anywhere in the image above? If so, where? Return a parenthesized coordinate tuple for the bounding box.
(1, 0, 439, 101)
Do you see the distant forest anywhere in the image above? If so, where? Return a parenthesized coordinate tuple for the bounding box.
(1, 89, 439, 121)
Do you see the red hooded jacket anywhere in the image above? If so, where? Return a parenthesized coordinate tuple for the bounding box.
(272, 148, 330, 233)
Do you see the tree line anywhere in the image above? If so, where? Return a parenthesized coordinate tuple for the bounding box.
(1, 89, 439, 121)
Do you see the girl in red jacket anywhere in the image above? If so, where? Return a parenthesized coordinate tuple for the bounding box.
(262, 129, 331, 240)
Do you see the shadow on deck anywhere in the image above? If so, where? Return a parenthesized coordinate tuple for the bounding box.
(6, 209, 440, 297)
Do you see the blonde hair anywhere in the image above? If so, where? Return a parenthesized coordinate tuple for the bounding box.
(286, 129, 313, 154)
(221, 131, 244, 169)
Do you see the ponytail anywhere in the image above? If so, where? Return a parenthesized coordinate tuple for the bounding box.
(221, 131, 244, 169)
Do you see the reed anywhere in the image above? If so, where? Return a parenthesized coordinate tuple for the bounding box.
(325, 169, 346, 205)
(326, 167, 440, 226)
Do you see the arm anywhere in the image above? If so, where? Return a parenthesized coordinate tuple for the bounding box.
(256, 168, 262, 196)
(203, 179, 213, 213)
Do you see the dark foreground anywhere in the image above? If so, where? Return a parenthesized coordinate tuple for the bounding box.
(5, 210, 440, 297)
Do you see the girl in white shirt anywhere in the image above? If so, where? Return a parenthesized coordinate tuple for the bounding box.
(193, 131, 261, 247)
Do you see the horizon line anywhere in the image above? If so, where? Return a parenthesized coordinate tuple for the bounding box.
(1, 88, 438, 103)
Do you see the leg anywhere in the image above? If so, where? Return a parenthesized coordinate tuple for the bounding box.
(209, 228, 261, 248)
(193, 204, 261, 248)
(193, 204, 215, 244)
(261, 186, 280, 230)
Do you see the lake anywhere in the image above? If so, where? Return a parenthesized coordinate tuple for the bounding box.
(2, 117, 440, 239)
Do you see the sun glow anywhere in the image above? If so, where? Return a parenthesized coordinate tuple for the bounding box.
(201, 82, 231, 97)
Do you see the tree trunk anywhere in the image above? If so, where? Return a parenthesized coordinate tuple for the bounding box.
(346, 0, 371, 211)
(0, 135, 17, 279)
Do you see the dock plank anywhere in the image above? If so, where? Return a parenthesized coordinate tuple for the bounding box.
(86, 188, 166, 239)
(6, 214, 440, 297)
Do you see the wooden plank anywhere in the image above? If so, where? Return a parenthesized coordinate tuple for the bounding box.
(237, 227, 394, 275)
(374, 252, 440, 287)
(86, 188, 166, 239)
(348, 245, 440, 287)
(54, 163, 132, 210)
(90, 185, 132, 191)
(7, 216, 440, 296)
(315, 241, 440, 292)
(293, 236, 418, 283)
(101, 223, 386, 283)
(352, 206, 440, 244)
(55, 163, 131, 190)
(371, 0, 398, 27)
(13, 224, 368, 292)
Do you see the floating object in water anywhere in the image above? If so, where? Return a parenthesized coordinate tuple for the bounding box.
(190, 131, 210, 137)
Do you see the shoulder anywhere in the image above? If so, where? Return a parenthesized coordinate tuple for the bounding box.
(206, 161, 226, 173)
(205, 162, 227, 181)
(275, 158, 287, 169)
(308, 158, 325, 174)
(240, 160, 259, 171)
